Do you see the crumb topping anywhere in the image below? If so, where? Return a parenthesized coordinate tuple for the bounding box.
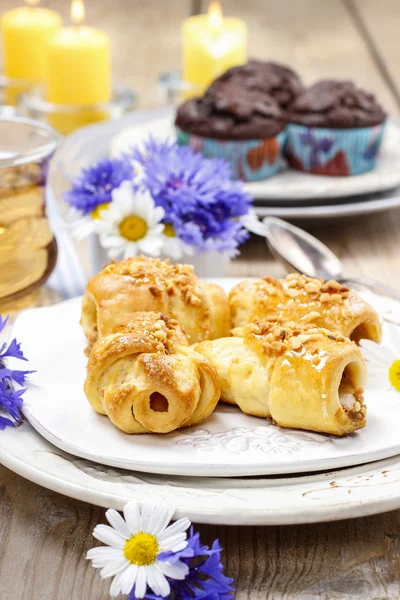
(111, 311, 188, 354)
(279, 274, 350, 300)
(243, 318, 349, 357)
(100, 256, 204, 307)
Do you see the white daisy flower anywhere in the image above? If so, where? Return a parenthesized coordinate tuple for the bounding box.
(94, 180, 165, 260)
(162, 223, 194, 260)
(87, 501, 190, 598)
(360, 325, 400, 391)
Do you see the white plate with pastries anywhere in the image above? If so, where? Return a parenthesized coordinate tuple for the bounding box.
(54, 108, 400, 204)
(10, 259, 400, 478)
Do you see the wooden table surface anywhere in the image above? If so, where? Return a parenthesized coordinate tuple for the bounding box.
(2, 1, 400, 598)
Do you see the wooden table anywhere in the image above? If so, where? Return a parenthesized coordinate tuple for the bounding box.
(2, 1, 400, 598)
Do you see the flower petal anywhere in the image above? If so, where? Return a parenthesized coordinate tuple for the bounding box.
(147, 504, 175, 537)
(158, 518, 191, 543)
(124, 501, 140, 535)
(134, 566, 148, 599)
(123, 242, 138, 259)
(132, 192, 154, 221)
(158, 534, 188, 553)
(93, 524, 126, 549)
(139, 502, 156, 533)
(148, 224, 165, 236)
(242, 211, 267, 236)
(99, 235, 125, 248)
(106, 509, 131, 538)
(86, 546, 122, 566)
(360, 340, 395, 365)
(152, 206, 166, 224)
(109, 568, 127, 598)
(137, 236, 163, 257)
(391, 326, 400, 356)
(100, 558, 129, 579)
(146, 564, 170, 597)
(155, 559, 189, 580)
(118, 563, 138, 595)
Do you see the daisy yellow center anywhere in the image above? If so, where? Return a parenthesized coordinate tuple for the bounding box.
(123, 532, 159, 566)
(163, 223, 176, 238)
(119, 216, 148, 241)
(389, 360, 400, 391)
(91, 203, 110, 219)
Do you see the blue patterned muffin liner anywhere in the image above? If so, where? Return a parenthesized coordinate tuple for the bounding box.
(176, 128, 287, 181)
(286, 122, 386, 176)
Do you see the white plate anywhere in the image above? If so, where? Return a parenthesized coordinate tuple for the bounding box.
(54, 109, 400, 203)
(3, 418, 400, 525)
(255, 191, 400, 220)
(11, 280, 400, 477)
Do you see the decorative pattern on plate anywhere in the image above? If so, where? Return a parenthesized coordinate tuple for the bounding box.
(175, 426, 331, 455)
(4, 421, 400, 524)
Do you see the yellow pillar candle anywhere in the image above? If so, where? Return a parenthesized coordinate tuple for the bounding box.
(182, 0, 247, 95)
(1, 0, 61, 104)
(46, 0, 111, 134)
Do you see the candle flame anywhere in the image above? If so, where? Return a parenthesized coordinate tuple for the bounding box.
(207, 0, 223, 31)
(71, 0, 85, 25)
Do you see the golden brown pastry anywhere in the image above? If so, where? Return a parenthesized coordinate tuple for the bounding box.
(84, 312, 220, 434)
(196, 319, 367, 436)
(229, 273, 381, 344)
(81, 256, 231, 354)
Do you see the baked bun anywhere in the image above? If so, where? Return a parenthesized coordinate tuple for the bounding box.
(81, 256, 231, 354)
(229, 273, 381, 344)
(84, 312, 220, 434)
(197, 319, 367, 436)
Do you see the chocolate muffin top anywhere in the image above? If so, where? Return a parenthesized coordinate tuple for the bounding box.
(287, 79, 386, 128)
(207, 60, 303, 110)
(175, 82, 286, 141)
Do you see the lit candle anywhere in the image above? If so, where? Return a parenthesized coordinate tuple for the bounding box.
(1, 0, 61, 104)
(182, 0, 247, 94)
(46, 0, 111, 133)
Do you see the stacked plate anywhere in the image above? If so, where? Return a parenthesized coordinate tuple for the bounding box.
(4, 282, 400, 525)
(55, 109, 400, 223)
(8, 110, 400, 526)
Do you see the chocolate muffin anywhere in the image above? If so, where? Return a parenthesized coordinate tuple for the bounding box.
(206, 60, 303, 111)
(288, 79, 386, 128)
(285, 79, 387, 176)
(175, 86, 285, 141)
(175, 66, 288, 182)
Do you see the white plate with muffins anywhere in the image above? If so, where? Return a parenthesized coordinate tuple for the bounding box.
(9, 258, 400, 478)
(111, 113, 400, 203)
(54, 61, 400, 218)
(55, 106, 400, 210)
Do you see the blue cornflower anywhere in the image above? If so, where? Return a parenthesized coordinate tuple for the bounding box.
(64, 157, 133, 215)
(0, 381, 25, 429)
(128, 528, 234, 600)
(0, 314, 32, 428)
(131, 139, 252, 255)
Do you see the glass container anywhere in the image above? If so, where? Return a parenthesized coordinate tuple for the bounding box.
(0, 116, 61, 309)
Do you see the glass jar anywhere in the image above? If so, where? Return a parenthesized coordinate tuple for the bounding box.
(0, 116, 61, 308)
